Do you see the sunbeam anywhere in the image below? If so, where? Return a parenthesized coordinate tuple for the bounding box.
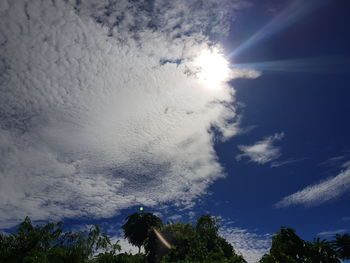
(229, 0, 328, 58)
(231, 56, 350, 74)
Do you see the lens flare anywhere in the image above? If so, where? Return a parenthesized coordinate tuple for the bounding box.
(194, 49, 230, 89)
(153, 228, 172, 249)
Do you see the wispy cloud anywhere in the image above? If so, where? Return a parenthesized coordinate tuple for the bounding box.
(325, 155, 347, 164)
(318, 229, 347, 237)
(270, 157, 306, 168)
(236, 133, 284, 165)
(0, 0, 253, 228)
(341, 160, 350, 169)
(319, 154, 350, 169)
(231, 68, 261, 79)
(275, 168, 350, 208)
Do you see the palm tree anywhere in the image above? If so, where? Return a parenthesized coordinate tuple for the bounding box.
(309, 238, 340, 263)
(332, 233, 350, 260)
(122, 212, 162, 253)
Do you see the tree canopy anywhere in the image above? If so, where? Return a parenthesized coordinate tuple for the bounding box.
(0, 216, 120, 263)
(333, 233, 350, 260)
(259, 227, 350, 263)
(122, 212, 163, 253)
(0, 213, 349, 263)
(144, 214, 246, 263)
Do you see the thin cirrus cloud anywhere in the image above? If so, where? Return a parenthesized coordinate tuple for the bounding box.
(317, 229, 347, 237)
(0, 0, 258, 228)
(270, 157, 307, 168)
(319, 154, 350, 168)
(275, 168, 350, 208)
(236, 133, 284, 165)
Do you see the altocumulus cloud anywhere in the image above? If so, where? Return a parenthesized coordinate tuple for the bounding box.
(219, 226, 271, 263)
(0, 0, 256, 228)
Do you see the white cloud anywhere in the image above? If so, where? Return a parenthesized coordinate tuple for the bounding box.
(152, 212, 163, 219)
(71, 0, 252, 39)
(341, 160, 350, 169)
(319, 154, 350, 168)
(236, 133, 284, 165)
(276, 168, 350, 208)
(0, 0, 252, 228)
(317, 229, 347, 237)
(325, 155, 347, 164)
(270, 157, 306, 168)
(231, 68, 261, 79)
(112, 236, 144, 254)
(220, 226, 271, 263)
(167, 214, 182, 222)
(188, 211, 196, 219)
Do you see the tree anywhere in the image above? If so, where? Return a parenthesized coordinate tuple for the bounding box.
(259, 227, 341, 263)
(258, 227, 311, 263)
(307, 238, 340, 263)
(144, 214, 246, 263)
(333, 233, 350, 260)
(145, 222, 197, 263)
(196, 214, 220, 252)
(122, 212, 163, 253)
(0, 216, 64, 263)
(269, 227, 307, 262)
(0, 216, 118, 263)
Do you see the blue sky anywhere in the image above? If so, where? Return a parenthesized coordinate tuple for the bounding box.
(0, 0, 350, 262)
(215, 0, 350, 260)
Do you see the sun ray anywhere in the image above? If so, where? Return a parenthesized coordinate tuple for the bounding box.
(231, 56, 350, 74)
(229, 0, 327, 58)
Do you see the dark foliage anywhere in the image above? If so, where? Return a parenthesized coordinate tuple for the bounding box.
(0, 216, 119, 263)
(259, 227, 343, 263)
(122, 212, 163, 253)
(332, 233, 350, 260)
(144, 215, 246, 263)
(1, 214, 349, 263)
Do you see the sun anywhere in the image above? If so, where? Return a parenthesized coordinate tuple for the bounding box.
(194, 48, 231, 89)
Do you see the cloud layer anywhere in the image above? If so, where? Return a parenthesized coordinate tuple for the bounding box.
(0, 0, 254, 228)
(276, 168, 350, 208)
(236, 133, 284, 165)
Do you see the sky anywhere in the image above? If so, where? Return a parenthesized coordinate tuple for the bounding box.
(0, 0, 350, 262)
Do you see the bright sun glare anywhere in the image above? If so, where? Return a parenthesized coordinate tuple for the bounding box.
(194, 48, 231, 89)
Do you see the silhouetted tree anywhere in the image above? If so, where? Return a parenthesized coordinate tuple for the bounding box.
(122, 212, 163, 253)
(333, 233, 350, 260)
(308, 238, 340, 263)
(4, 214, 349, 263)
(259, 227, 341, 263)
(145, 214, 246, 263)
(0, 216, 119, 263)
